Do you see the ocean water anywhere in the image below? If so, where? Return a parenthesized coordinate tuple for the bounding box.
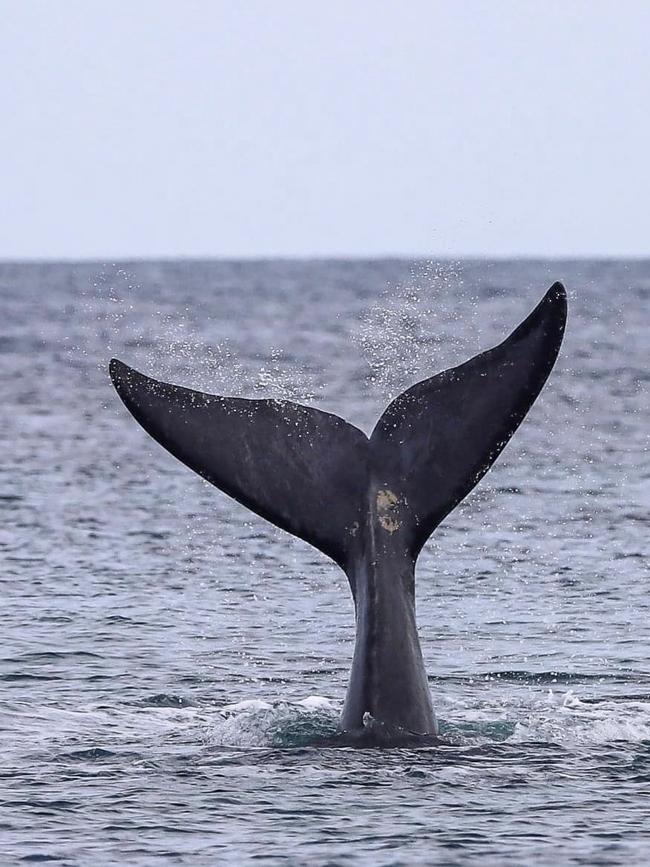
(1, 259, 648, 865)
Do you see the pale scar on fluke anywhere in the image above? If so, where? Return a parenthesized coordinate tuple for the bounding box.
(376, 488, 402, 533)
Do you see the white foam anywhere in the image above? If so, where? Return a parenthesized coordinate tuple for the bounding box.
(296, 695, 336, 710)
(220, 699, 274, 715)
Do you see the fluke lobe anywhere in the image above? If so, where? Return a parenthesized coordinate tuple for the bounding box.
(109, 283, 567, 743)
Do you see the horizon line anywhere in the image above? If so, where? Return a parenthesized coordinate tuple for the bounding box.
(1, 252, 649, 266)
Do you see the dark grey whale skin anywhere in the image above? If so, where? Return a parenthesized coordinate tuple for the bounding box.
(109, 283, 567, 742)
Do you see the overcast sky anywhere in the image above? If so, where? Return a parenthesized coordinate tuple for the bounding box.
(1, 1, 649, 260)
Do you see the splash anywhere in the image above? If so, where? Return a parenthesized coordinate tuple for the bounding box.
(69, 266, 320, 401)
(440, 688, 650, 748)
(207, 696, 340, 748)
(352, 260, 472, 401)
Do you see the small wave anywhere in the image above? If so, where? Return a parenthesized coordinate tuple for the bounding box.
(138, 693, 195, 708)
(20, 856, 62, 863)
(2, 651, 103, 664)
(61, 747, 119, 761)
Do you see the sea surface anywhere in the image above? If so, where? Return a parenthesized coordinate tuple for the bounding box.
(1, 259, 649, 865)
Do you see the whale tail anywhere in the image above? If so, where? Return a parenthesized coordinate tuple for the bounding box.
(109, 283, 567, 568)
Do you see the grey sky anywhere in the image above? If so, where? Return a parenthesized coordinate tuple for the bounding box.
(1, 0, 649, 260)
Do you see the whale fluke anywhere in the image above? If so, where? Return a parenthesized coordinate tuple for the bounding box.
(109, 282, 567, 739)
(109, 358, 367, 568)
(372, 281, 567, 557)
